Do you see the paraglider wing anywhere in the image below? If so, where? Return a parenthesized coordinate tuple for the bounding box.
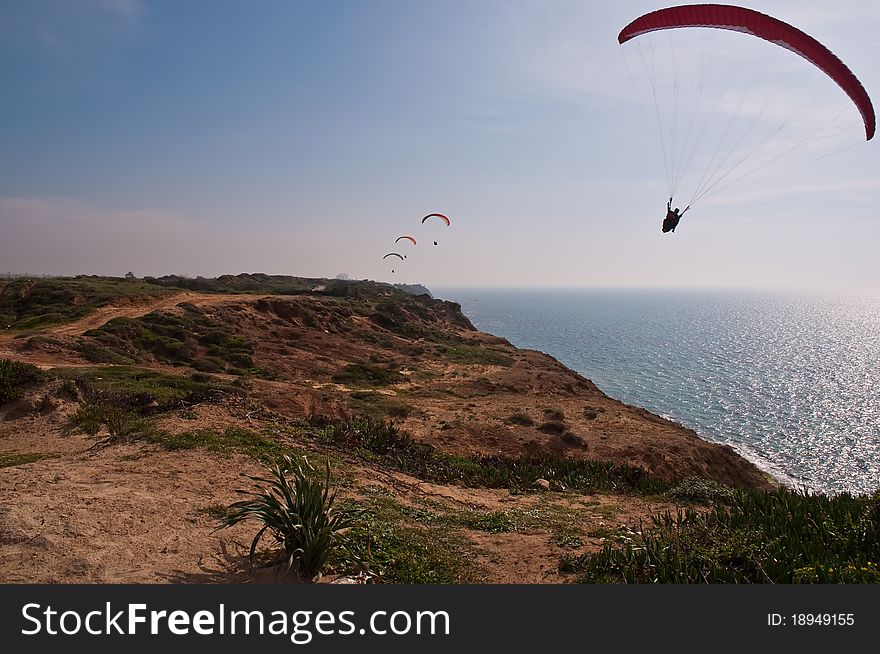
(395, 235, 417, 245)
(382, 252, 405, 261)
(618, 4, 875, 140)
(421, 213, 451, 226)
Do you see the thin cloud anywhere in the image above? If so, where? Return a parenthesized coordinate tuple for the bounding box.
(37, 28, 63, 49)
(99, 0, 143, 22)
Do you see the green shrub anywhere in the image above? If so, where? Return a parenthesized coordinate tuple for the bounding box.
(70, 402, 153, 441)
(332, 363, 404, 387)
(219, 455, 362, 581)
(0, 359, 45, 404)
(571, 488, 880, 583)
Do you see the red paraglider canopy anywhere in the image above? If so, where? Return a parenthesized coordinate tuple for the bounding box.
(618, 4, 875, 140)
(422, 213, 451, 226)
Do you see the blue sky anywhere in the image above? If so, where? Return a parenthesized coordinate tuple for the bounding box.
(1, 1, 878, 291)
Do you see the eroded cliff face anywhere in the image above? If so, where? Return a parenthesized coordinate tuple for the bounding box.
(3, 277, 770, 489)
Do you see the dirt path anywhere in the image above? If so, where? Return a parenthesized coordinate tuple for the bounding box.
(46, 292, 275, 337)
(0, 292, 275, 369)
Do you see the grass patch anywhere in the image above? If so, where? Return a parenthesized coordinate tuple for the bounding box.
(346, 391, 410, 419)
(435, 343, 514, 367)
(458, 510, 518, 533)
(0, 359, 45, 404)
(74, 342, 137, 365)
(0, 451, 56, 468)
(553, 532, 584, 549)
(332, 363, 404, 387)
(667, 476, 736, 505)
(311, 417, 669, 496)
(70, 403, 158, 441)
(443, 503, 587, 548)
(570, 488, 880, 583)
(68, 403, 299, 464)
(334, 493, 481, 583)
(153, 427, 293, 461)
(56, 366, 243, 414)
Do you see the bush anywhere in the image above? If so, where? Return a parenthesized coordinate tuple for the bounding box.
(219, 455, 362, 581)
(538, 420, 566, 435)
(507, 412, 534, 427)
(560, 432, 587, 448)
(0, 359, 45, 404)
(70, 402, 153, 441)
(332, 363, 404, 387)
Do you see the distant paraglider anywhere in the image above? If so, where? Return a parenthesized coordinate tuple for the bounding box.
(383, 251, 404, 274)
(394, 236, 416, 258)
(377, 212, 453, 278)
(422, 213, 450, 246)
(421, 213, 450, 226)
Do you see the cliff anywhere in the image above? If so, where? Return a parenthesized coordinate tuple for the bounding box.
(0, 274, 773, 583)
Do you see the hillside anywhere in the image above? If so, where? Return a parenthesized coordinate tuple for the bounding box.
(0, 274, 775, 583)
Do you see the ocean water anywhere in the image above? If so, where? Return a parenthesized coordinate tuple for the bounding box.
(435, 288, 880, 496)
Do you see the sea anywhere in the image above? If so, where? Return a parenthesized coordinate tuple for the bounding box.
(434, 287, 880, 496)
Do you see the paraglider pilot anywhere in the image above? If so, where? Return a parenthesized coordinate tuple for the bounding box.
(663, 197, 688, 234)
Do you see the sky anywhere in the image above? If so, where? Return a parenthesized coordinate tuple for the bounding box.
(1, 0, 878, 291)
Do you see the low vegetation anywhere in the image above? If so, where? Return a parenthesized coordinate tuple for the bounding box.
(335, 490, 481, 583)
(567, 488, 880, 583)
(80, 308, 259, 373)
(218, 455, 362, 581)
(0, 359, 45, 404)
(0, 276, 174, 331)
(0, 451, 56, 468)
(435, 343, 514, 367)
(58, 366, 244, 414)
(507, 411, 535, 427)
(332, 363, 404, 387)
(347, 391, 410, 419)
(310, 417, 669, 495)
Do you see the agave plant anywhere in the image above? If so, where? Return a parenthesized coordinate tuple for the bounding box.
(219, 455, 361, 581)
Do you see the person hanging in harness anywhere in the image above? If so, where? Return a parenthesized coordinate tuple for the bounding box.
(663, 197, 689, 234)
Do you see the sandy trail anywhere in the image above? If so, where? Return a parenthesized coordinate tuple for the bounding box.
(0, 292, 275, 368)
(47, 292, 273, 337)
